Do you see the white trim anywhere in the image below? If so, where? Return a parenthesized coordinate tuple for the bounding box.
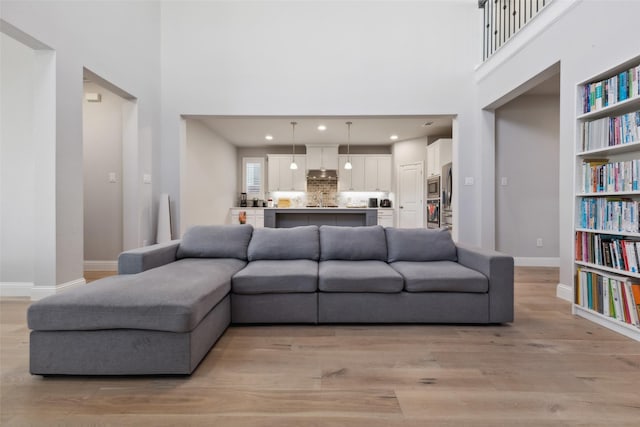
(556, 283, 573, 302)
(31, 278, 86, 301)
(475, 0, 582, 82)
(0, 282, 34, 298)
(514, 257, 560, 267)
(83, 260, 118, 271)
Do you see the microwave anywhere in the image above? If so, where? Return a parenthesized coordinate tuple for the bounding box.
(427, 176, 440, 199)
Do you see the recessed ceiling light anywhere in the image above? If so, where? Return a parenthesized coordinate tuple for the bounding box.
(317, 125, 327, 131)
(390, 134, 399, 141)
(265, 134, 273, 141)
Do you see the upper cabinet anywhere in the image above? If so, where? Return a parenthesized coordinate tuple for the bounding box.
(364, 155, 392, 192)
(427, 138, 452, 177)
(306, 145, 339, 170)
(338, 155, 366, 191)
(339, 155, 391, 192)
(267, 155, 306, 192)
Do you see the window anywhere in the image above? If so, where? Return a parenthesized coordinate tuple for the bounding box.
(242, 157, 265, 198)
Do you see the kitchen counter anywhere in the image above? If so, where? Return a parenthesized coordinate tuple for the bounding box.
(264, 208, 378, 228)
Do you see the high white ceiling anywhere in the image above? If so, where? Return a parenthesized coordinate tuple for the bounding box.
(186, 115, 454, 147)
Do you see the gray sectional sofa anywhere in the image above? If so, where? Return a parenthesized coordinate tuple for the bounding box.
(28, 225, 514, 375)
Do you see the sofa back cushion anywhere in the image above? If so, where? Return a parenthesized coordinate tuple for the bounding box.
(177, 225, 253, 260)
(385, 227, 457, 262)
(248, 226, 320, 261)
(320, 225, 387, 261)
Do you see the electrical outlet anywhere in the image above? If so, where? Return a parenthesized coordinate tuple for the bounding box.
(501, 177, 508, 186)
(108, 172, 117, 183)
(536, 238, 543, 247)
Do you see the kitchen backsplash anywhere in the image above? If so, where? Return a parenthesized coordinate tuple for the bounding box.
(306, 180, 338, 206)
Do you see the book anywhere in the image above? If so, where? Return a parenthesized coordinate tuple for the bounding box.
(623, 281, 639, 326)
(631, 283, 640, 321)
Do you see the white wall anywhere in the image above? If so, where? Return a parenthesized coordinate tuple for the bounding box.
(181, 119, 238, 231)
(495, 94, 559, 260)
(0, 33, 35, 286)
(161, 1, 483, 244)
(475, 0, 640, 290)
(82, 82, 124, 261)
(1, 1, 161, 292)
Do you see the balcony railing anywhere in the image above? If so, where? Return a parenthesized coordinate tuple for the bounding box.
(479, 0, 552, 61)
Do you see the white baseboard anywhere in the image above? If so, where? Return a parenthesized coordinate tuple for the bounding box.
(83, 260, 118, 271)
(31, 278, 86, 301)
(514, 257, 560, 267)
(556, 283, 573, 302)
(0, 282, 34, 298)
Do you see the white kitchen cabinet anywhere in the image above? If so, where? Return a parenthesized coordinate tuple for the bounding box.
(338, 155, 365, 191)
(230, 209, 264, 227)
(427, 138, 452, 177)
(377, 209, 394, 227)
(292, 156, 306, 191)
(267, 155, 306, 191)
(364, 155, 392, 192)
(305, 145, 338, 170)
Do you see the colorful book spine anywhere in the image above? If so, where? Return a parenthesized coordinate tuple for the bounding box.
(583, 65, 640, 113)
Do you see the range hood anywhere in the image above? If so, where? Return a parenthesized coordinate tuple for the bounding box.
(306, 169, 338, 180)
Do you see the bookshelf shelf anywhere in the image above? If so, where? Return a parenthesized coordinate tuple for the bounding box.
(577, 140, 640, 157)
(577, 191, 640, 197)
(577, 94, 640, 120)
(574, 56, 640, 342)
(573, 305, 640, 341)
(575, 228, 640, 238)
(574, 261, 640, 279)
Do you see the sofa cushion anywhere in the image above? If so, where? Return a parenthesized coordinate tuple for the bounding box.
(390, 261, 488, 293)
(232, 259, 318, 294)
(385, 228, 457, 262)
(319, 225, 387, 261)
(177, 225, 253, 260)
(319, 260, 404, 293)
(27, 258, 246, 333)
(248, 226, 319, 261)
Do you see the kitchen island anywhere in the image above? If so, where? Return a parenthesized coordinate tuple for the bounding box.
(264, 208, 377, 228)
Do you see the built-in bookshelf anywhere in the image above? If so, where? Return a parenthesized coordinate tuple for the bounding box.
(574, 56, 640, 341)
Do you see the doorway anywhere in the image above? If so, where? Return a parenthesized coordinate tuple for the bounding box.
(398, 162, 424, 228)
(82, 70, 138, 271)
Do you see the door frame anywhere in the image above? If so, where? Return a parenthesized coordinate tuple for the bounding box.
(397, 161, 424, 228)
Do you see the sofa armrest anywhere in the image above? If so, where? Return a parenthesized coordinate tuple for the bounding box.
(118, 240, 181, 274)
(456, 243, 514, 323)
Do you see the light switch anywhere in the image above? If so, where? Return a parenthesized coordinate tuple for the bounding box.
(501, 177, 508, 186)
(108, 172, 117, 183)
(143, 174, 152, 184)
(464, 177, 474, 186)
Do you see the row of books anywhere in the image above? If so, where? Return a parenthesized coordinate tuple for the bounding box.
(575, 231, 640, 273)
(576, 268, 640, 327)
(578, 197, 640, 233)
(580, 158, 640, 193)
(579, 110, 640, 152)
(583, 65, 640, 113)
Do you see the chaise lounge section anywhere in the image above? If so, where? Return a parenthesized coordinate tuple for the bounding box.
(27, 224, 513, 375)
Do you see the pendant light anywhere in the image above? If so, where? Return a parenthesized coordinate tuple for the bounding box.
(344, 121, 353, 170)
(289, 121, 298, 170)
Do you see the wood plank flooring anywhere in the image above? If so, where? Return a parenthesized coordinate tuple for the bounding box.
(2, 267, 640, 426)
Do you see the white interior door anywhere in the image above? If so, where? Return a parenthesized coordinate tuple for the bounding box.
(398, 163, 423, 228)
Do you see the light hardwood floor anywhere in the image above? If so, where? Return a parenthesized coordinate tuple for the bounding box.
(1, 267, 640, 426)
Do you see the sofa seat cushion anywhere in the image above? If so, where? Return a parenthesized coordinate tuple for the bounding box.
(232, 260, 318, 294)
(319, 260, 404, 293)
(27, 258, 246, 333)
(390, 261, 488, 293)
